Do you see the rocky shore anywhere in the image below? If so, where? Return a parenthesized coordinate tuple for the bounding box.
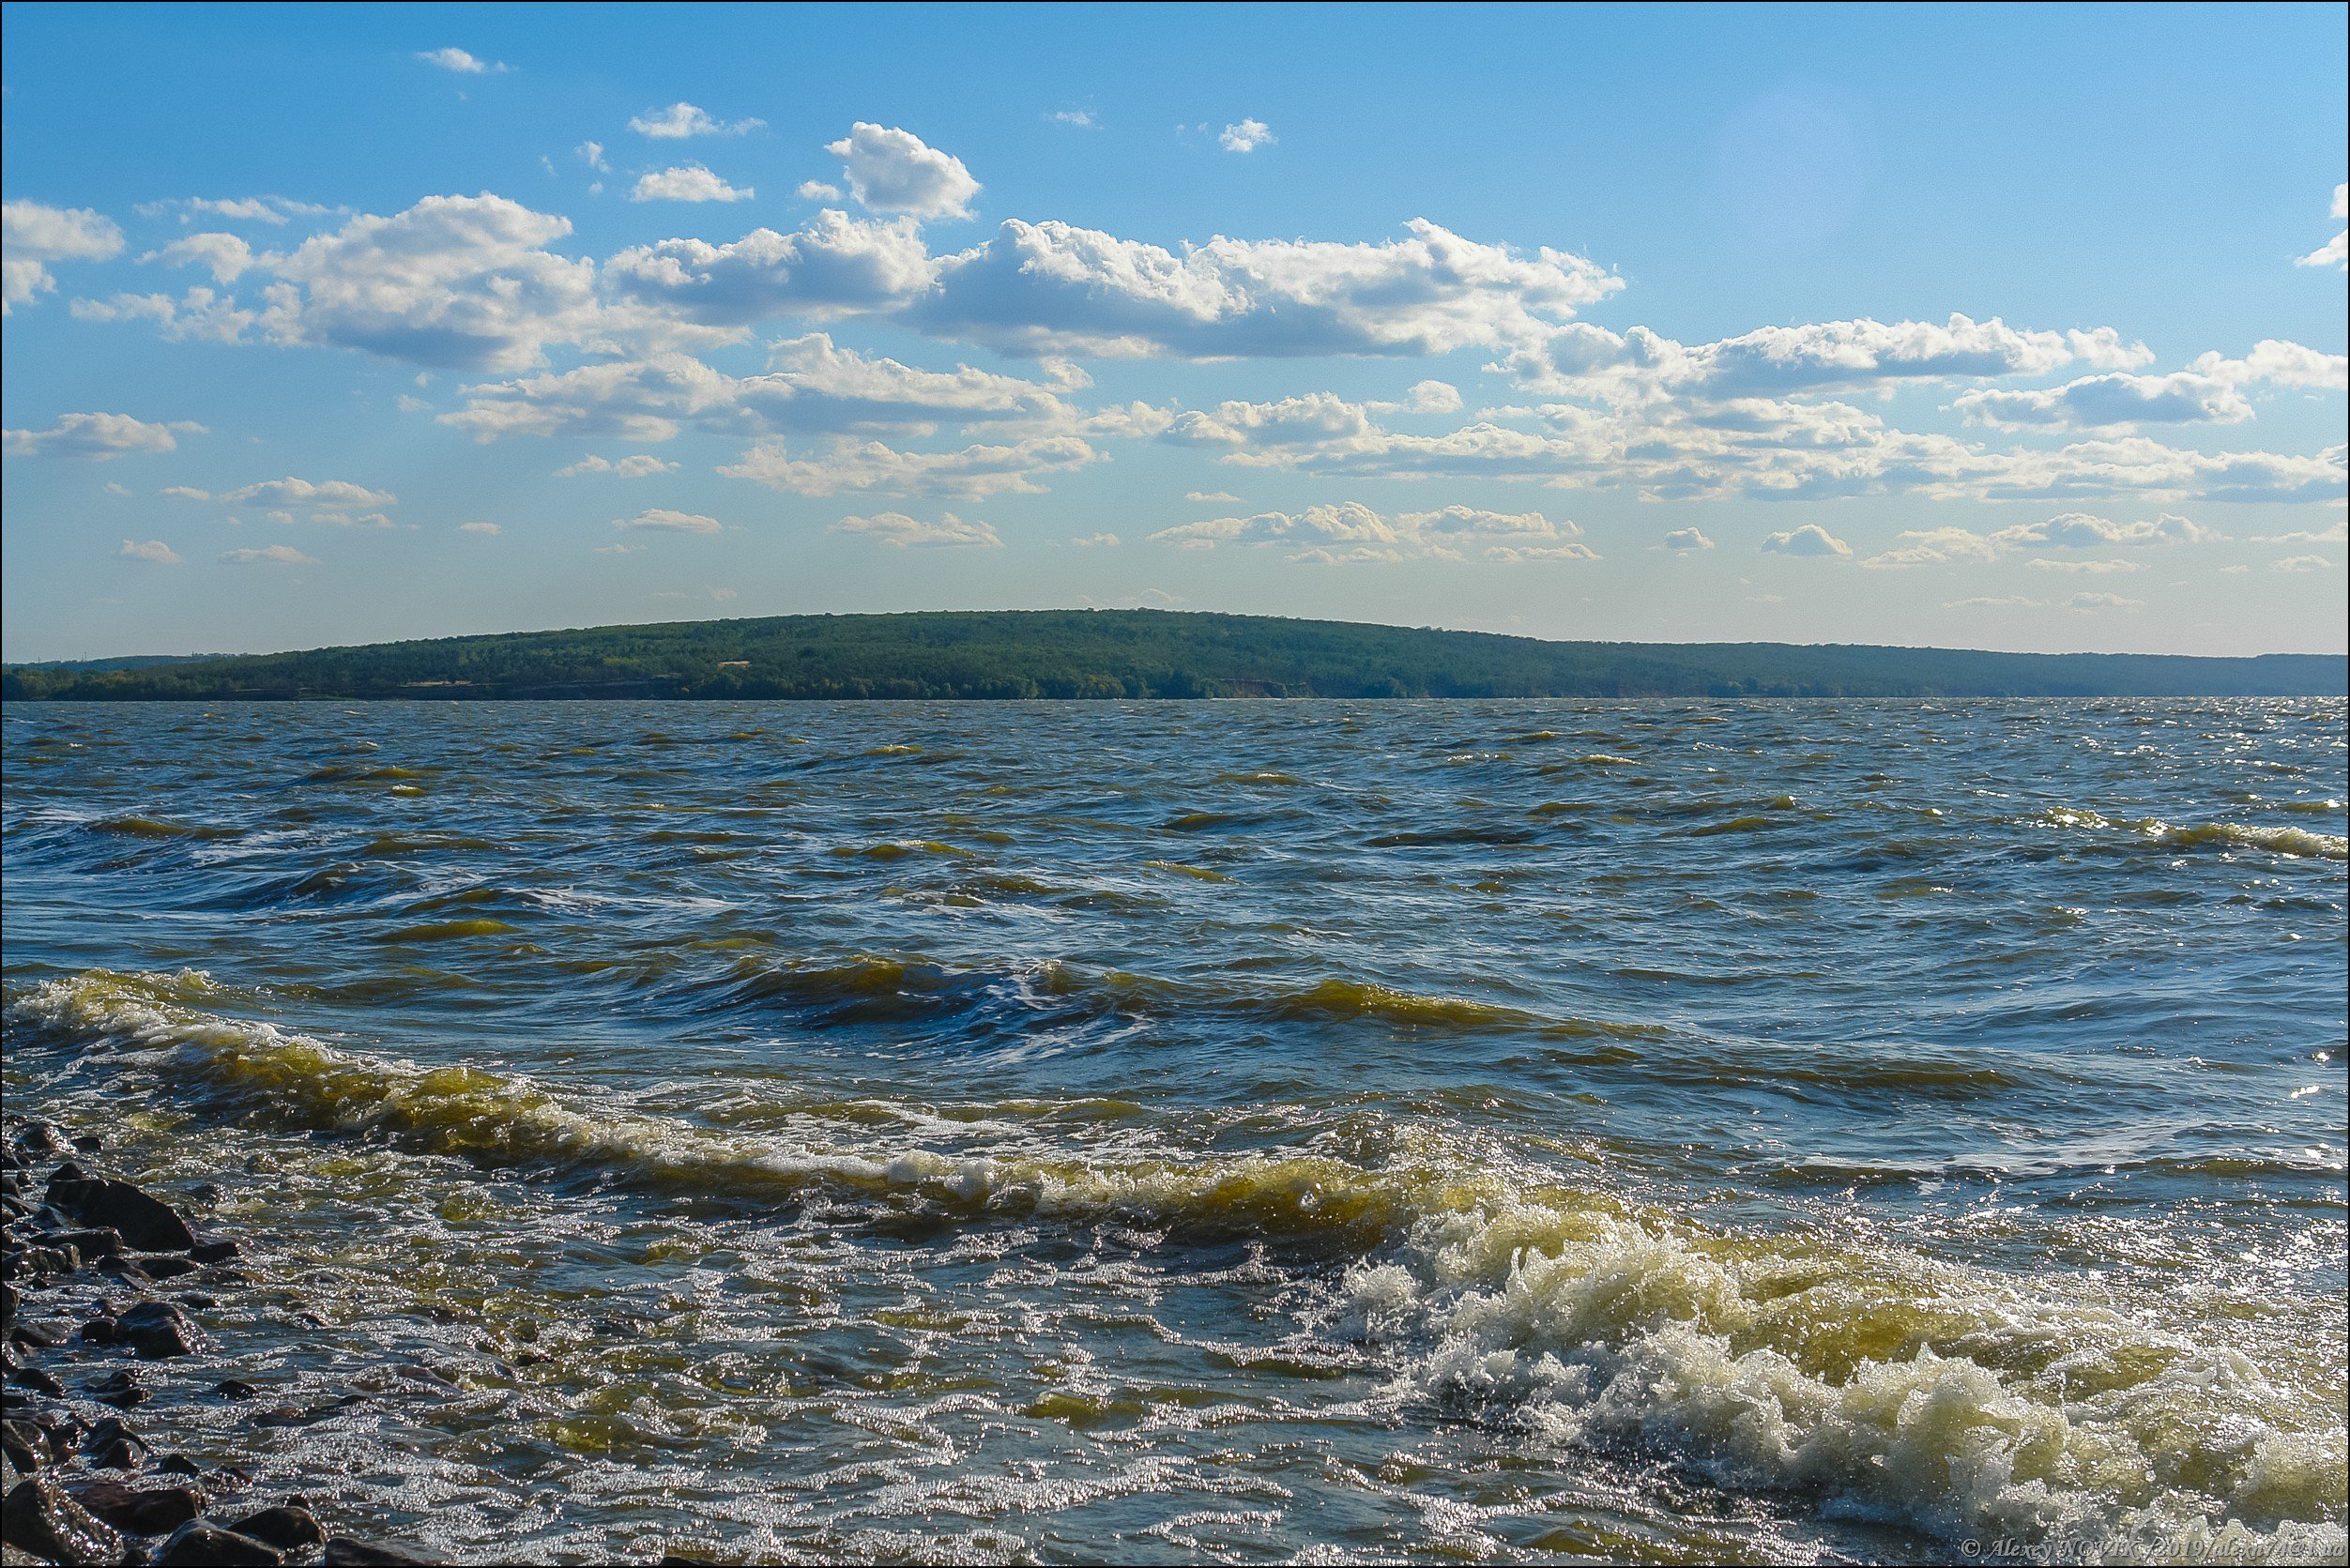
(2, 1113, 434, 1567)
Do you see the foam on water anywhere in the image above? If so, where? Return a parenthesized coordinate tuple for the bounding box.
(12, 967, 2342, 1561)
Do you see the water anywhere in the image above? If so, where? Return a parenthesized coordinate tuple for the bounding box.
(3, 698, 2343, 1566)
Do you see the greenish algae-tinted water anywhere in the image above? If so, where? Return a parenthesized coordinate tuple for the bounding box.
(3, 698, 2343, 1565)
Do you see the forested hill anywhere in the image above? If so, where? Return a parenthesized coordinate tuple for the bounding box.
(4, 610, 2342, 701)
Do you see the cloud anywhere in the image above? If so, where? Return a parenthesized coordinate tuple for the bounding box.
(4, 200, 126, 313)
(1660, 527, 1714, 551)
(1760, 524, 1853, 556)
(613, 508, 722, 533)
(555, 453, 679, 477)
(2297, 183, 2346, 271)
(134, 195, 332, 226)
(221, 544, 318, 565)
(603, 211, 935, 327)
(2023, 556, 2143, 573)
(141, 233, 254, 283)
(219, 477, 397, 510)
(1049, 110, 1097, 129)
(458, 521, 502, 534)
(69, 286, 256, 343)
(2271, 554, 2334, 572)
(630, 103, 765, 140)
(1954, 370, 2251, 432)
(1946, 595, 2044, 609)
(256, 195, 592, 371)
(797, 180, 842, 202)
(1218, 118, 1274, 153)
(443, 335, 1072, 443)
(1860, 511, 2222, 569)
(575, 142, 608, 172)
(721, 434, 1101, 500)
(832, 510, 1003, 547)
(3, 411, 203, 459)
(1503, 313, 2148, 400)
(2254, 519, 2348, 544)
(1151, 499, 1591, 562)
(1993, 510, 2220, 549)
(1070, 532, 1119, 546)
(913, 218, 1618, 358)
(824, 123, 981, 220)
(2065, 591, 2142, 610)
(630, 165, 755, 205)
(115, 539, 180, 563)
(1184, 490, 1242, 504)
(417, 47, 506, 74)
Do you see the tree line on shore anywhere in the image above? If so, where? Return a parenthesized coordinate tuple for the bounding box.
(5, 609, 2342, 701)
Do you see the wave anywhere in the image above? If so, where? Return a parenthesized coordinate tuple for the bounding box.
(8, 969, 2343, 1562)
(2038, 809, 2348, 861)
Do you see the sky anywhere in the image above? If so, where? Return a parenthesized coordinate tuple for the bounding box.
(2, 3, 2344, 663)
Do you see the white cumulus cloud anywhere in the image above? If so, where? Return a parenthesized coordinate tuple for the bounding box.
(824, 123, 981, 220)
(1218, 118, 1274, 153)
(2297, 183, 2346, 271)
(221, 544, 318, 566)
(630, 103, 765, 140)
(115, 539, 181, 563)
(630, 165, 755, 205)
(832, 510, 1003, 547)
(417, 48, 506, 74)
(4, 200, 126, 313)
(4, 411, 203, 459)
(613, 508, 723, 533)
(1760, 524, 1853, 557)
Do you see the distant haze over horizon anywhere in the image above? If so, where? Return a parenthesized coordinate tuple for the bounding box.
(2, 6, 2344, 663)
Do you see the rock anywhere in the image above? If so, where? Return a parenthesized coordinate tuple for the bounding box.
(117, 1302, 205, 1360)
(1, 1474, 126, 1566)
(83, 1416, 151, 1471)
(67, 1138, 99, 1156)
(154, 1522, 283, 1566)
(228, 1508, 325, 1552)
(156, 1454, 202, 1477)
(96, 1256, 156, 1287)
(69, 1477, 206, 1536)
(10, 1318, 71, 1349)
(132, 1256, 201, 1282)
(212, 1380, 258, 1401)
(324, 1541, 435, 1566)
(42, 1178, 195, 1255)
(78, 1316, 119, 1347)
(0, 1421, 42, 1474)
(7, 1368, 63, 1399)
(189, 1241, 238, 1267)
(11, 1127, 70, 1160)
(38, 1227, 124, 1261)
(89, 1370, 148, 1408)
(0, 1283, 15, 1331)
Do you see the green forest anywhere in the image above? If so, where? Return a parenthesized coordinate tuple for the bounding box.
(4, 609, 2342, 701)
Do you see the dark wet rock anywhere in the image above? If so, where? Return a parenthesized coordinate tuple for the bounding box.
(8, 1368, 64, 1399)
(84, 1416, 151, 1471)
(11, 1127, 71, 1161)
(10, 1318, 72, 1350)
(131, 1256, 200, 1283)
(95, 1256, 157, 1288)
(89, 1370, 148, 1408)
(0, 1421, 44, 1474)
(156, 1454, 202, 1477)
(173, 1294, 217, 1312)
(229, 1507, 325, 1553)
(211, 1380, 258, 1402)
(42, 1178, 194, 1255)
(78, 1317, 120, 1347)
(0, 1283, 16, 1331)
(2, 1474, 127, 1565)
(117, 1302, 205, 1361)
(155, 1522, 283, 1566)
(188, 1241, 237, 1267)
(67, 1138, 99, 1156)
(38, 1228, 125, 1261)
(69, 1477, 206, 1536)
(324, 1540, 435, 1566)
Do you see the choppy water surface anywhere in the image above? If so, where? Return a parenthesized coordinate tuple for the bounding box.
(4, 698, 2344, 1565)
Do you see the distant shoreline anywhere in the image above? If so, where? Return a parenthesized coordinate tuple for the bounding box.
(6, 608, 2344, 702)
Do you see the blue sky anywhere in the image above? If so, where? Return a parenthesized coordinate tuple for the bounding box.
(3, 2, 2343, 662)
